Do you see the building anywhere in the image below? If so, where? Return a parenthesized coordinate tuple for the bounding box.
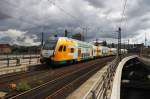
(91, 39, 104, 46)
(142, 47, 150, 55)
(0, 44, 11, 54)
(72, 33, 84, 41)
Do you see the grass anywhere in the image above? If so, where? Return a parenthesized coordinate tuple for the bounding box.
(16, 80, 31, 92)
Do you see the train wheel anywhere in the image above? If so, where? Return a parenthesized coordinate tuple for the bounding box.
(40, 59, 44, 64)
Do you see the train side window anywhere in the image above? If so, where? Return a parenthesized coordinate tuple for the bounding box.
(63, 46, 66, 51)
(59, 45, 63, 52)
(70, 48, 74, 53)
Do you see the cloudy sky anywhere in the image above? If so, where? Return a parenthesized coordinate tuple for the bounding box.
(0, 0, 150, 46)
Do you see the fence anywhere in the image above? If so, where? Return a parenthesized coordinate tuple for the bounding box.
(82, 57, 120, 99)
(0, 54, 40, 68)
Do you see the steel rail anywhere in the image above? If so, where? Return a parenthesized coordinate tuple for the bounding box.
(9, 57, 113, 99)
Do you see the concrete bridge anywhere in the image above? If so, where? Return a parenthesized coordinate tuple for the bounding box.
(67, 55, 150, 99)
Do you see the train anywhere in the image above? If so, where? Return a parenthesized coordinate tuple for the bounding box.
(40, 37, 127, 65)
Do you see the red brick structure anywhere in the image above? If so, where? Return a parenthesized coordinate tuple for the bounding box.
(0, 44, 11, 54)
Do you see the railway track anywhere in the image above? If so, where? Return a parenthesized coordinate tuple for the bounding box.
(7, 56, 114, 99)
(48, 62, 103, 99)
(0, 64, 52, 97)
(0, 64, 50, 86)
(0, 64, 48, 82)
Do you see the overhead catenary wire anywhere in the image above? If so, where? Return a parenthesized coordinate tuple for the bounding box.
(120, 0, 128, 44)
(47, 0, 84, 28)
(48, 0, 77, 20)
(4, 0, 129, 43)
(94, 1, 128, 42)
(5, 0, 84, 30)
(4, 1, 69, 34)
(120, 0, 128, 28)
(47, 0, 90, 40)
(116, 0, 128, 42)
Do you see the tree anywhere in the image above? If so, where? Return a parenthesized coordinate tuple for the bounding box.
(65, 29, 68, 37)
(111, 43, 115, 48)
(102, 41, 107, 46)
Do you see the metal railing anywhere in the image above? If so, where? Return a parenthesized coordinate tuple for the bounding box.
(83, 57, 119, 99)
(140, 54, 150, 59)
(0, 54, 40, 68)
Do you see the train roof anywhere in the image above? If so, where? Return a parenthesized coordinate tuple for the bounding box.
(57, 37, 93, 44)
(48, 37, 110, 48)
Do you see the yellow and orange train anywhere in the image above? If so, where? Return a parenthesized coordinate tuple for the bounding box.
(40, 37, 127, 65)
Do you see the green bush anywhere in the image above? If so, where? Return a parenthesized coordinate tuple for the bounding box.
(16, 81, 31, 92)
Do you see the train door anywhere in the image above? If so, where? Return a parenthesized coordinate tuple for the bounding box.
(78, 48, 81, 61)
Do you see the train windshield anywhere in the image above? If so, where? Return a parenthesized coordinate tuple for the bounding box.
(43, 38, 58, 50)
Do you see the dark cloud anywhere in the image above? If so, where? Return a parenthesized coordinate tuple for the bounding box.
(0, 12, 11, 20)
(84, 0, 105, 8)
(0, 36, 12, 43)
(127, 0, 150, 19)
(0, 0, 150, 45)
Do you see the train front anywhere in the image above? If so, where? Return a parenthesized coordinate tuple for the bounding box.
(40, 37, 58, 64)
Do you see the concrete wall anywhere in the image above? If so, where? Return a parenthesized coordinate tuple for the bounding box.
(110, 55, 138, 99)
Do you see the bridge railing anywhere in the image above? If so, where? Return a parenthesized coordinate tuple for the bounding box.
(140, 54, 150, 59)
(0, 54, 40, 68)
(83, 57, 120, 99)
